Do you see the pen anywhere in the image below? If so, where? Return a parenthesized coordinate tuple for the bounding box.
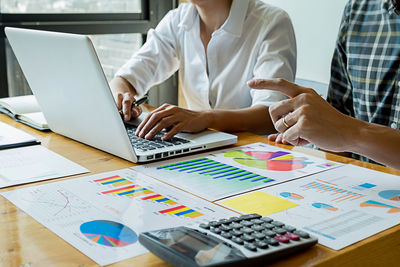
(119, 95, 148, 115)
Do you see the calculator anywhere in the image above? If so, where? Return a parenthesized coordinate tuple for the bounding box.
(139, 213, 318, 266)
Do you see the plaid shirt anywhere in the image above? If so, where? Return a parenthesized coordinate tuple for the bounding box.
(327, 0, 400, 163)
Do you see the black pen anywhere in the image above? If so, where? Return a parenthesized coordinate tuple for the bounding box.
(119, 95, 148, 115)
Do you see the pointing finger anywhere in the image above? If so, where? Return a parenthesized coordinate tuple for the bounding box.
(247, 78, 309, 98)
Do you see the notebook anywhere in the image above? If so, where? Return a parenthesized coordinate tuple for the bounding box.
(0, 95, 49, 131)
(5, 27, 237, 163)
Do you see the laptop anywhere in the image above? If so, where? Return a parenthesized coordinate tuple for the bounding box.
(5, 27, 237, 163)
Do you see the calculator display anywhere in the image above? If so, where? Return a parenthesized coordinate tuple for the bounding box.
(148, 227, 246, 266)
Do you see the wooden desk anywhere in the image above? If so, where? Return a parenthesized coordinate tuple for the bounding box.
(1, 114, 399, 267)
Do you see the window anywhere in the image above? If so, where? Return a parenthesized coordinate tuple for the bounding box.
(0, 0, 178, 101)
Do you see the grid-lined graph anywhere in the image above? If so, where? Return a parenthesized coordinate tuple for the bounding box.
(301, 179, 365, 202)
(157, 158, 274, 183)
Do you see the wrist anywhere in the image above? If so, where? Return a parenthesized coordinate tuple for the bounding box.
(343, 116, 369, 154)
(199, 110, 215, 129)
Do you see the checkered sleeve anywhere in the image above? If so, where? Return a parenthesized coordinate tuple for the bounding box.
(327, 1, 355, 117)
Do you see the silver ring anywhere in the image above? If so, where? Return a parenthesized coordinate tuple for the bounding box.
(282, 114, 290, 129)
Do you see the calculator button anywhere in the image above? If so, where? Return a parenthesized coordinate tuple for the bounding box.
(255, 241, 269, 249)
(248, 214, 262, 219)
(262, 230, 276, 237)
(209, 221, 222, 227)
(284, 232, 300, 241)
(239, 214, 254, 220)
(294, 230, 310, 239)
(232, 237, 244, 245)
(283, 225, 296, 232)
(272, 227, 287, 235)
(230, 230, 242, 237)
(211, 228, 221, 234)
(228, 217, 242, 223)
(265, 238, 280, 246)
(251, 225, 264, 232)
(221, 232, 233, 239)
(241, 234, 255, 243)
(274, 235, 290, 243)
(199, 223, 210, 230)
(240, 227, 254, 235)
(250, 219, 264, 225)
(261, 217, 273, 223)
(220, 225, 232, 231)
(252, 232, 266, 240)
(240, 220, 254, 227)
(218, 219, 230, 225)
(271, 221, 285, 227)
(244, 243, 257, 252)
(230, 223, 242, 230)
(261, 223, 275, 229)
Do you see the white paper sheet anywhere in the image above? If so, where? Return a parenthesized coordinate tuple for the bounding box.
(218, 164, 400, 250)
(136, 143, 342, 201)
(0, 121, 37, 148)
(1, 169, 237, 266)
(0, 145, 88, 188)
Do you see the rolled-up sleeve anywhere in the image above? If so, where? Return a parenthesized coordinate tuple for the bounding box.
(115, 9, 180, 98)
(251, 10, 297, 107)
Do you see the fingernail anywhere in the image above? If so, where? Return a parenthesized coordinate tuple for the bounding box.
(247, 80, 254, 87)
(125, 115, 129, 120)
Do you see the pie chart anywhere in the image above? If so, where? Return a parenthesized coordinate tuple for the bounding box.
(312, 203, 338, 211)
(378, 190, 400, 201)
(224, 150, 313, 171)
(80, 220, 137, 247)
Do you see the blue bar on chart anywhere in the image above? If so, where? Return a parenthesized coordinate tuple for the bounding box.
(157, 158, 274, 183)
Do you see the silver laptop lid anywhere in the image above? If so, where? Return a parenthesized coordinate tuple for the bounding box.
(5, 27, 137, 162)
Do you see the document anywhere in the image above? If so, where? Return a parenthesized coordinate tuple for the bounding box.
(218, 164, 400, 250)
(1, 169, 237, 266)
(0, 145, 88, 188)
(0, 121, 39, 149)
(136, 143, 342, 201)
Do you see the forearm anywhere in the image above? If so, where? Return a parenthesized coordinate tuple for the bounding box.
(348, 119, 400, 170)
(203, 105, 275, 134)
(110, 76, 138, 96)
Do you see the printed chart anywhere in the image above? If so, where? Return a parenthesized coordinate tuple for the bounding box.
(136, 143, 341, 201)
(224, 150, 313, 171)
(2, 169, 235, 266)
(218, 165, 400, 250)
(80, 220, 138, 247)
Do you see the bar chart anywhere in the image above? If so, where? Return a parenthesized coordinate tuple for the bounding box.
(146, 157, 276, 200)
(157, 158, 274, 183)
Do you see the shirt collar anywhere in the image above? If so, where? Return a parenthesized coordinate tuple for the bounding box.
(178, 0, 250, 37)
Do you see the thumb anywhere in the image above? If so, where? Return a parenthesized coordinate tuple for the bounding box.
(247, 78, 309, 98)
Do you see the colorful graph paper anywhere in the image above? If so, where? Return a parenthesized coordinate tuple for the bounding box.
(157, 158, 274, 183)
(301, 180, 365, 202)
(224, 150, 313, 171)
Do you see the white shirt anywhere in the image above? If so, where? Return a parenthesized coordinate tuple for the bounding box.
(116, 0, 296, 110)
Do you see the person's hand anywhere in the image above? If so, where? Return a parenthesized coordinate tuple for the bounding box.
(135, 104, 211, 140)
(248, 78, 356, 152)
(110, 77, 142, 121)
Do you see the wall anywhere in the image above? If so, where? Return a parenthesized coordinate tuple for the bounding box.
(262, 0, 349, 84)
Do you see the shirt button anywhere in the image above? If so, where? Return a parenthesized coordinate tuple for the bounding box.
(391, 122, 397, 129)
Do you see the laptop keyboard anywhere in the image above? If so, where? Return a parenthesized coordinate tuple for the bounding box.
(126, 126, 191, 152)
